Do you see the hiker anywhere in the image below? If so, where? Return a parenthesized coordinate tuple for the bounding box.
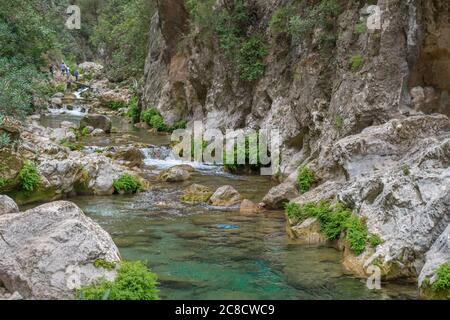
(49, 64, 54, 77)
(66, 66, 71, 79)
(61, 62, 66, 74)
(74, 70, 79, 82)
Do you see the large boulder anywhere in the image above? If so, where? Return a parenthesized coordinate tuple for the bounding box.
(240, 199, 261, 215)
(158, 165, 191, 182)
(261, 182, 299, 210)
(0, 201, 121, 299)
(0, 195, 19, 216)
(209, 185, 242, 207)
(80, 115, 112, 134)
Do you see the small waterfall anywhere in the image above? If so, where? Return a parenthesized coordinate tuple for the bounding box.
(47, 86, 90, 116)
(140, 146, 222, 173)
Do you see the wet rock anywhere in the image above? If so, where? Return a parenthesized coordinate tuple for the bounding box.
(52, 92, 65, 99)
(158, 165, 191, 182)
(0, 201, 120, 299)
(0, 195, 19, 216)
(239, 199, 261, 215)
(289, 217, 328, 245)
(262, 182, 299, 210)
(181, 184, 213, 204)
(80, 114, 112, 133)
(114, 147, 144, 168)
(50, 97, 63, 107)
(209, 186, 242, 207)
(91, 128, 105, 136)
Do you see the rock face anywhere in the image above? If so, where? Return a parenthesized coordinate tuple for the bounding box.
(286, 115, 450, 287)
(158, 165, 191, 182)
(80, 114, 112, 133)
(418, 224, 450, 297)
(209, 186, 242, 207)
(0, 195, 19, 216)
(0, 201, 121, 300)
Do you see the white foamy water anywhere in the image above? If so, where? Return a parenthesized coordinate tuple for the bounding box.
(47, 106, 87, 116)
(141, 147, 223, 174)
(74, 87, 89, 99)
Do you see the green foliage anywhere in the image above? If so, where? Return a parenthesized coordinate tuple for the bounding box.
(127, 96, 140, 123)
(297, 167, 316, 193)
(19, 162, 41, 193)
(237, 36, 268, 82)
(223, 134, 265, 173)
(113, 174, 143, 194)
(350, 55, 364, 71)
(0, 133, 12, 149)
(269, 7, 292, 34)
(288, 0, 342, 42)
(94, 259, 117, 271)
(345, 216, 368, 255)
(90, 0, 155, 80)
(402, 164, 411, 176)
(335, 115, 344, 131)
(107, 101, 128, 110)
(59, 139, 83, 151)
(368, 234, 382, 248)
(354, 22, 366, 34)
(432, 264, 450, 295)
(171, 120, 188, 131)
(149, 114, 168, 132)
(285, 201, 369, 255)
(78, 261, 159, 300)
(141, 108, 160, 125)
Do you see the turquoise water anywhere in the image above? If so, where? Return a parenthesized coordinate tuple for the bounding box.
(36, 113, 419, 300)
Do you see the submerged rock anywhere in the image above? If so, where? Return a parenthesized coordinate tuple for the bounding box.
(239, 199, 261, 215)
(181, 184, 213, 204)
(80, 114, 112, 134)
(158, 165, 192, 182)
(0, 201, 120, 299)
(209, 185, 242, 207)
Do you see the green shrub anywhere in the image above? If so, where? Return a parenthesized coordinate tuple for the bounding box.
(285, 201, 369, 255)
(59, 139, 82, 151)
(354, 22, 366, 34)
(170, 120, 187, 131)
(297, 167, 316, 193)
(432, 264, 450, 294)
(345, 216, 368, 255)
(94, 259, 117, 271)
(269, 7, 292, 34)
(78, 261, 159, 300)
(141, 108, 160, 125)
(113, 174, 143, 194)
(19, 162, 41, 193)
(127, 96, 140, 123)
(350, 55, 364, 71)
(335, 115, 344, 131)
(0, 132, 12, 149)
(402, 164, 411, 176)
(223, 134, 264, 173)
(106, 100, 127, 110)
(368, 234, 382, 248)
(149, 114, 168, 132)
(237, 36, 268, 82)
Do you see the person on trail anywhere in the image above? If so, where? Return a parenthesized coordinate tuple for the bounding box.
(74, 70, 79, 82)
(61, 62, 66, 74)
(49, 64, 54, 77)
(66, 66, 71, 79)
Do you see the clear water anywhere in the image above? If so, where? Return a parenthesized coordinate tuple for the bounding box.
(34, 113, 419, 300)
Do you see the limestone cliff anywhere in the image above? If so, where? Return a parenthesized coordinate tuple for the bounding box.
(143, 0, 450, 296)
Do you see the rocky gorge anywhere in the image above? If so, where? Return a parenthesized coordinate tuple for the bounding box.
(0, 0, 449, 300)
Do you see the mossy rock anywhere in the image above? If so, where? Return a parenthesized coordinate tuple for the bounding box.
(11, 186, 59, 206)
(0, 149, 24, 193)
(181, 184, 213, 204)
